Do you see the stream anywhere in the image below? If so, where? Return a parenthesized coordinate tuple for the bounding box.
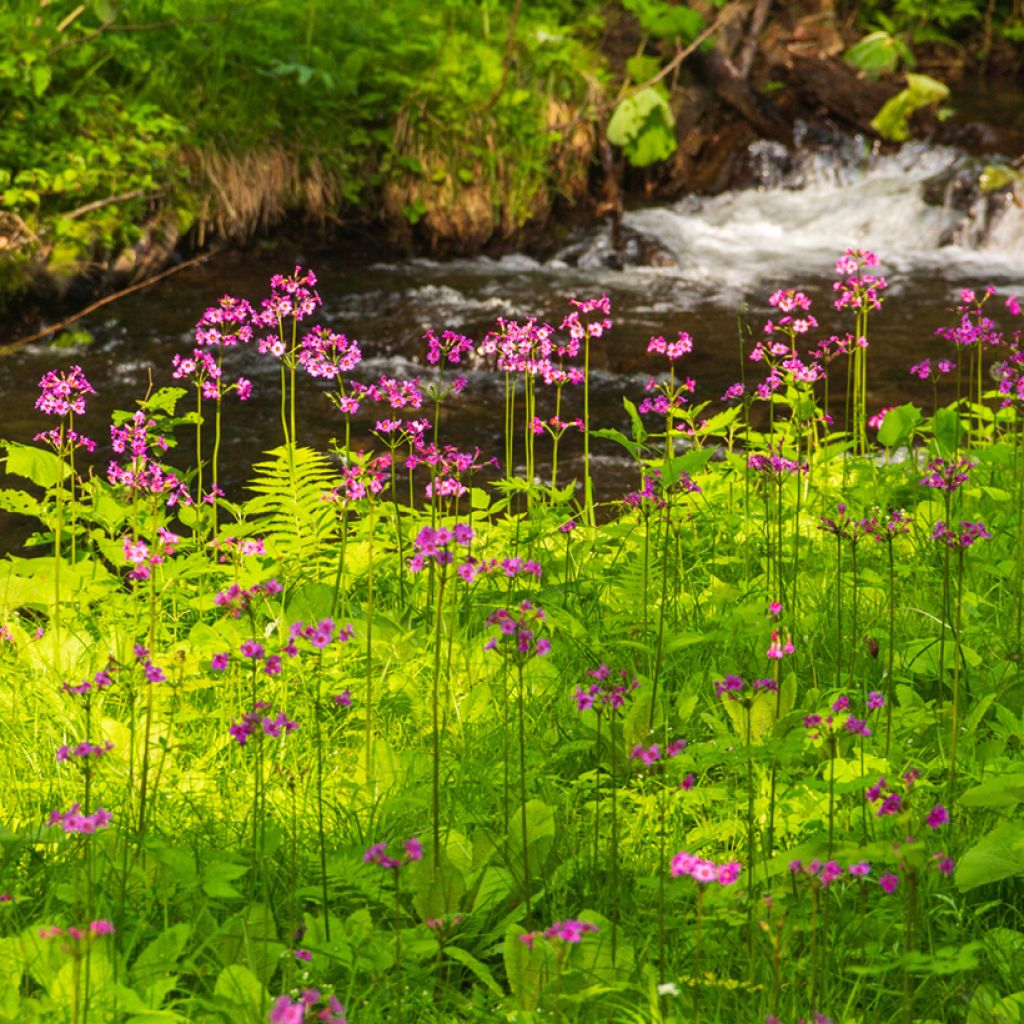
(2, 130, 1023, 532)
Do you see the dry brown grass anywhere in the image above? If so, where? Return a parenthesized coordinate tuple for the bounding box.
(187, 147, 341, 246)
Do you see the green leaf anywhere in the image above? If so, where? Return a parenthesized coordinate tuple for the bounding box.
(959, 773, 1024, 810)
(202, 860, 248, 899)
(607, 87, 676, 168)
(843, 31, 909, 78)
(623, 396, 647, 446)
(141, 387, 187, 416)
(31, 64, 52, 98)
(212, 964, 267, 1021)
(3, 443, 68, 488)
(980, 163, 1022, 193)
(957, 820, 1024, 892)
(871, 73, 950, 142)
(931, 405, 965, 458)
(877, 402, 922, 448)
(131, 923, 192, 991)
(444, 946, 504, 996)
(623, 0, 703, 40)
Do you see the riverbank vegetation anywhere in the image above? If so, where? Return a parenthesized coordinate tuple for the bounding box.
(2, 0, 1023, 316)
(1, 253, 1024, 1021)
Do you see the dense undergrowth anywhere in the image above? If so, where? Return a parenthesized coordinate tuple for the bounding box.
(2, 251, 1024, 1022)
(4, 0, 1024, 305)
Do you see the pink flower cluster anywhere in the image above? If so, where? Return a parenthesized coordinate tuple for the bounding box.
(931, 520, 991, 549)
(833, 248, 887, 314)
(270, 990, 346, 1024)
(123, 528, 181, 582)
(364, 836, 423, 870)
(670, 852, 741, 885)
(48, 803, 112, 834)
(39, 920, 114, 941)
(519, 918, 599, 949)
(484, 601, 550, 660)
(229, 703, 298, 746)
(36, 365, 96, 417)
(574, 664, 639, 711)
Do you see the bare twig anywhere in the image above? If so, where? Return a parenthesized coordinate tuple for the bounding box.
(0, 253, 212, 357)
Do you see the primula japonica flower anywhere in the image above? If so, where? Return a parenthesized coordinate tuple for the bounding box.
(926, 804, 950, 829)
(484, 601, 550, 661)
(36, 365, 96, 417)
(299, 325, 362, 379)
(229, 703, 298, 746)
(909, 357, 956, 381)
(919, 456, 975, 491)
(803, 693, 879, 739)
(425, 328, 475, 366)
(122, 528, 181, 582)
(833, 248, 887, 315)
(407, 523, 474, 571)
(765, 631, 794, 660)
(714, 674, 777, 699)
(213, 578, 282, 619)
(671, 851, 742, 885)
(574, 664, 639, 711)
(363, 836, 423, 871)
(519, 918, 600, 949)
(747, 447, 808, 476)
(932, 520, 991, 549)
(629, 739, 687, 764)
(48, 804, 111, 834)
(39, 920, 115, 943)
(56, 741, 113, 763)
(270, 990, 347, 1024)
(936, 286, 1004, 349)
(34, 427, 96, 454)
(63, 665, 116, 697)
(878, 871, 900, 894)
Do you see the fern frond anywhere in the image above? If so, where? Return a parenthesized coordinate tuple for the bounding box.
(243, 444, 340, 574)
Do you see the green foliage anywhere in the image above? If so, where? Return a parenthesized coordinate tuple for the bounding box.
(4, 267, 1024, 1021)
(607, 87, 677, 168)
(871, 72, 951, 141)
(621, 0, 704, 41)
(844, 30, 916, 77)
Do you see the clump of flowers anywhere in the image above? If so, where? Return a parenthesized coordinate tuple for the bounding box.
(229, 703, 298, 746)
(270, 990, 347, 1024)
(484, 601, 550, 660)
(931, 520, 991, 549)
(670, 852, 742, 885)
(519, 918, 600, 949)
(802, 692, 883, 740)
(574, 664, 639, 711)
(48, 804, 112, 834)
(364, 836, 423, 870)
(36, 365, 96, 418)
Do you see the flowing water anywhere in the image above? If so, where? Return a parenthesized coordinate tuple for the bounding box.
(2, 132, 1023, 534)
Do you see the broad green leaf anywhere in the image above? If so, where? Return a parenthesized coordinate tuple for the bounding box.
(3, 443, 67, 488)
(843, 31, 908, 77)
(445, 945, 504, 996)
(871, 73, 950, 142)
(132, 923, 192, 990)
(607, 87, 676, 168)
(957, 820, 1024, 892)
(877, 402, 922, 448)
(959, 773, 1024, 810)
(931, 405, 964, 457)
(212, 964, 267, 1021)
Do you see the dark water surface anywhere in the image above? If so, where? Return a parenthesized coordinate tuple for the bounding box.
(2, 137, 1023, 539)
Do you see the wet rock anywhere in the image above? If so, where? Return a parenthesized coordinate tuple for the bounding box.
(553, 223, 676, 271)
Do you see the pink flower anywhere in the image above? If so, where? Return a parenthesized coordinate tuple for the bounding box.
(878, 872, 900, 894)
